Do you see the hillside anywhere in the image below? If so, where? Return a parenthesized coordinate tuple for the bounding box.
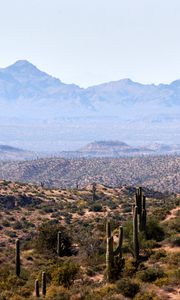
(77, 141, 147, 157)
(0, 180, 179, 299)
(0, 60, 180, 152)
(0, 145, 36, 161)
(0, 155, 179, 193)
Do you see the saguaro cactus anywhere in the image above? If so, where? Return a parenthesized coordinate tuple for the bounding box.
(142, 195, 147, 231)
(106, 220, 111, 238)
(106, 220, 124, 281)
(92, 182, 96, 201)
(133, 206, 139, 262)
(15, 239, 20, 276)
(42, 272, 46, 296)
(35, 279, 40, 297)
(135, 187, 147, 232)
(106, 236, 114, 281)
(118, 226, 123, 258)
(136, 187, 142, 230)
(57, 231, 61, 256)
(114, 225, 123, 257)
(106, 220, 114, 281)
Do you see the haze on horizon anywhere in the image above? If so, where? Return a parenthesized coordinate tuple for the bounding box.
(0, 0, 180, 88)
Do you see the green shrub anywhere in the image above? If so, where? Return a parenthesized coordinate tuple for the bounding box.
(146, 218, 165, 241)
(168, 268, 180, 284)
(137, 267, 165, 282)
(116, 278, 140, 298)
(152, 208, 170, 221)
(90, 203, 103, 212)
(165, 218, 180, 234)
(150, 250, 167, 262)
(169, 236, 180, 247)
(46, 286, 70, 300)
(165, 252, 180, 267)
(12, 221, 23, 230)
(2, 220, 10, 227)
(123, 259, 137, 277)
(0, 265, 25, 292)
(35, 222, 72, 256)
(52, 261, 79, 287)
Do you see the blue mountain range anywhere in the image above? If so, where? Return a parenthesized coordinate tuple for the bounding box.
(0, 60, 179, 152)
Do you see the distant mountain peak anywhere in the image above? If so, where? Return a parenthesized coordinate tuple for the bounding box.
(13, 60, 33, 66)
(6, 60, 38, 70)
(3, 60, 52, 83)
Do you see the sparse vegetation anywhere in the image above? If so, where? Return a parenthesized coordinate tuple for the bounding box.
(0, 155, 180, 193)
(0, 180, 179, 299)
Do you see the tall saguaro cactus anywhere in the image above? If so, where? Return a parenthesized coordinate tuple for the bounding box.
(57, 231, 61, 256)
(106, 235, 114, 281)
(141, 195, 147, 231)
(42, 272, 46, 297)
(106, 220, 113, 281)
(15, 239, 20, 277)
(133, 206, 139, 262)
(35, 279, 40, 298)
(135, 187, 147, 232)
(92, 182, 96, 201)
(106, 220, 124, 281)
(118, 226, 123, 258)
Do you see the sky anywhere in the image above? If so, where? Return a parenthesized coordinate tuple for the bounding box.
(0, 0, 180, 88)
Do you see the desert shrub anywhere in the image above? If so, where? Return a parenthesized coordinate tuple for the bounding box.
(35, 222, 72, 256)
(90, 203, 103, 212)
(3, 180, 11, 186)
(46, 286, 70, 300)
(42, 206, 54, 213)
(152, 207, 170, 221)
(110, 257, 125, 280)
(123, 259, 137, 277)
(134, 291, 160, 300)
(150, 249, 167, 262)
(166, 218, 180, 233)
(137, 267, 165, 282)
(52, 261, 79, 287)
(51, 212, 61, 218)
(122, 206, 132, 213)
(165, 252, 180, 267)
(108, 202, 118, 210)
(0, 265, 26, 292)
(169, 235, 180, 247)
(146, 218, 165, 241)
(5, 230, 17, 238)
(123, 220, 157, 256)
(123, 220, 133, 250)
(76, 225, 105, 263)
(116, 278, 139, 298)
(154, 276, 170, 287)
(12, 221, 23, 230)
(168, 268, 180, 285)
(22, 219, 35, 229)
(2, 220, 10, 227)
(90, 284, 117, 298)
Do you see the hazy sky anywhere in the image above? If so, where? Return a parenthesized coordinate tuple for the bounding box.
(0, 0, 180, 87)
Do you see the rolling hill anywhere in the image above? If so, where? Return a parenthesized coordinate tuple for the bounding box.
(0, 144, 36, 161)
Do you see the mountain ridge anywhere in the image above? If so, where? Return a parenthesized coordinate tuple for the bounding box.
(0, 60, 179, 151)
(2, 60, 180, 89)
